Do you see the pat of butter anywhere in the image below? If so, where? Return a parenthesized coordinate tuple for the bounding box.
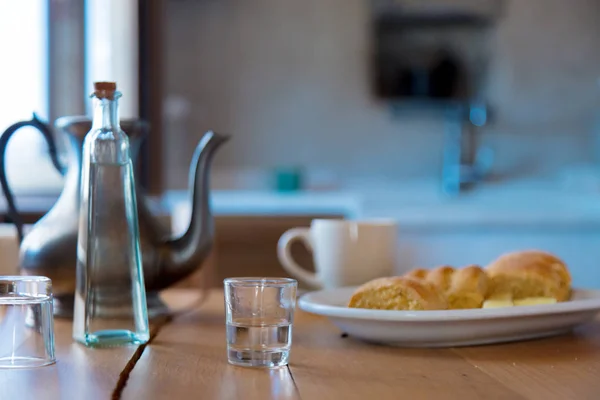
(482, 299, 514, 309)
(514, 297, 557, 306)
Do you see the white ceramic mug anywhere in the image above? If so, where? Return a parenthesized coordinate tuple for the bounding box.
(277, 219, 397, 289)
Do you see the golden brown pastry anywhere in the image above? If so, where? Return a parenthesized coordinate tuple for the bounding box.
(405, 265, 489, 309)
(348, 277, 447, 311)
(485, 250, 571, 302)
(445, 265, 489, 309)
(404, 268, 429, 280)
(425, 266, 455, 293)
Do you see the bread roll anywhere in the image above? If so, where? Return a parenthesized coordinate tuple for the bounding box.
(404, 265, 489, 309)
(446, 265, 489, 309)
(485, 250, 571, 302)
(404, 268, 429, 280)
(426, 266, 455, 293)
(348, 277, 447, 311)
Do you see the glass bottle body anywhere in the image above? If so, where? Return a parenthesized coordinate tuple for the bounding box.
(73, 93, 149, 347)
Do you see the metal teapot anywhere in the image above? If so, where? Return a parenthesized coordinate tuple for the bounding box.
(0, 114, 229, 317)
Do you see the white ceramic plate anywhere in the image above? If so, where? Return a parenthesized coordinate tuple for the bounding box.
(298, 287, 600, 347)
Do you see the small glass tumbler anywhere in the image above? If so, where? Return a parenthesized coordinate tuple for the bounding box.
(224, 277, 297, 368)
(0, 276, 55, 368)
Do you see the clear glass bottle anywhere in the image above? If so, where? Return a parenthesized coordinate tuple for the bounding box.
(73, 82, 149, 347)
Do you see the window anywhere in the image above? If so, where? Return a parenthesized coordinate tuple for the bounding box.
(0, 0, 150, 201)
(0, 0, 63, 195)
(85, 0, 139, 118)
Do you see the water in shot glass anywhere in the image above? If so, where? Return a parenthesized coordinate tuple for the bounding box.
(0, 276, 55, 368)
(224, 277, 297, 368)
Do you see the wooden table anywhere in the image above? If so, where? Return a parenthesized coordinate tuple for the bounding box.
(3, 289, 600, 400)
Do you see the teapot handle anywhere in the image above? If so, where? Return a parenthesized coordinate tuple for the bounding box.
(0, 113, 66, 242)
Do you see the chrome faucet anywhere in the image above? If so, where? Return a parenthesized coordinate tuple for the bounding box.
(441, 101, 493, 196)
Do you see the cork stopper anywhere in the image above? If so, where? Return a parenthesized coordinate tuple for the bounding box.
(93, 81, 117, 99)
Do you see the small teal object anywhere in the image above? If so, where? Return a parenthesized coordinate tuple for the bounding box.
(274, 168, 302, 192)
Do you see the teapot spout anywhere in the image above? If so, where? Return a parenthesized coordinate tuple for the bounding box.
(162, 131, 229, 285)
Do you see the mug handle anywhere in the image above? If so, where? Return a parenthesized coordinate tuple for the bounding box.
(277, 228, 322, 289)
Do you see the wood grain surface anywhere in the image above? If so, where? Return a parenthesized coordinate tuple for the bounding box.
(0, 317, 137, 400)
(289, 310, 523, 400)
(12, 289, 600, 399)
(452, 323, 600, 400)
(122, 291, 300, 400)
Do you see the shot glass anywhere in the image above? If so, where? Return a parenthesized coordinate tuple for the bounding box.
(224, 277, 297, 368)
(0, 276, 55, 368)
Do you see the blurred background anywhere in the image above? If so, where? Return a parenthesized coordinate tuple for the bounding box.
(1, 0, 600, 288)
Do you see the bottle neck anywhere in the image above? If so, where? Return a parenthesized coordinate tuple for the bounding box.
(91, 96, 120, 130)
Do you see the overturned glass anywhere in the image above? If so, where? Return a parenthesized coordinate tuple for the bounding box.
(0, 276, 55, 368)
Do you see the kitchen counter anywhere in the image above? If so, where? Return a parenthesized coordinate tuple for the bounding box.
(162, 182, 600, 290)
(5, 179, 600, 230)
(164, 178, 600, 230)
(7, 288, 600, 399)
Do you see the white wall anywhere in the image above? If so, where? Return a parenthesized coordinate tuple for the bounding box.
(162, 0, 600, 189)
